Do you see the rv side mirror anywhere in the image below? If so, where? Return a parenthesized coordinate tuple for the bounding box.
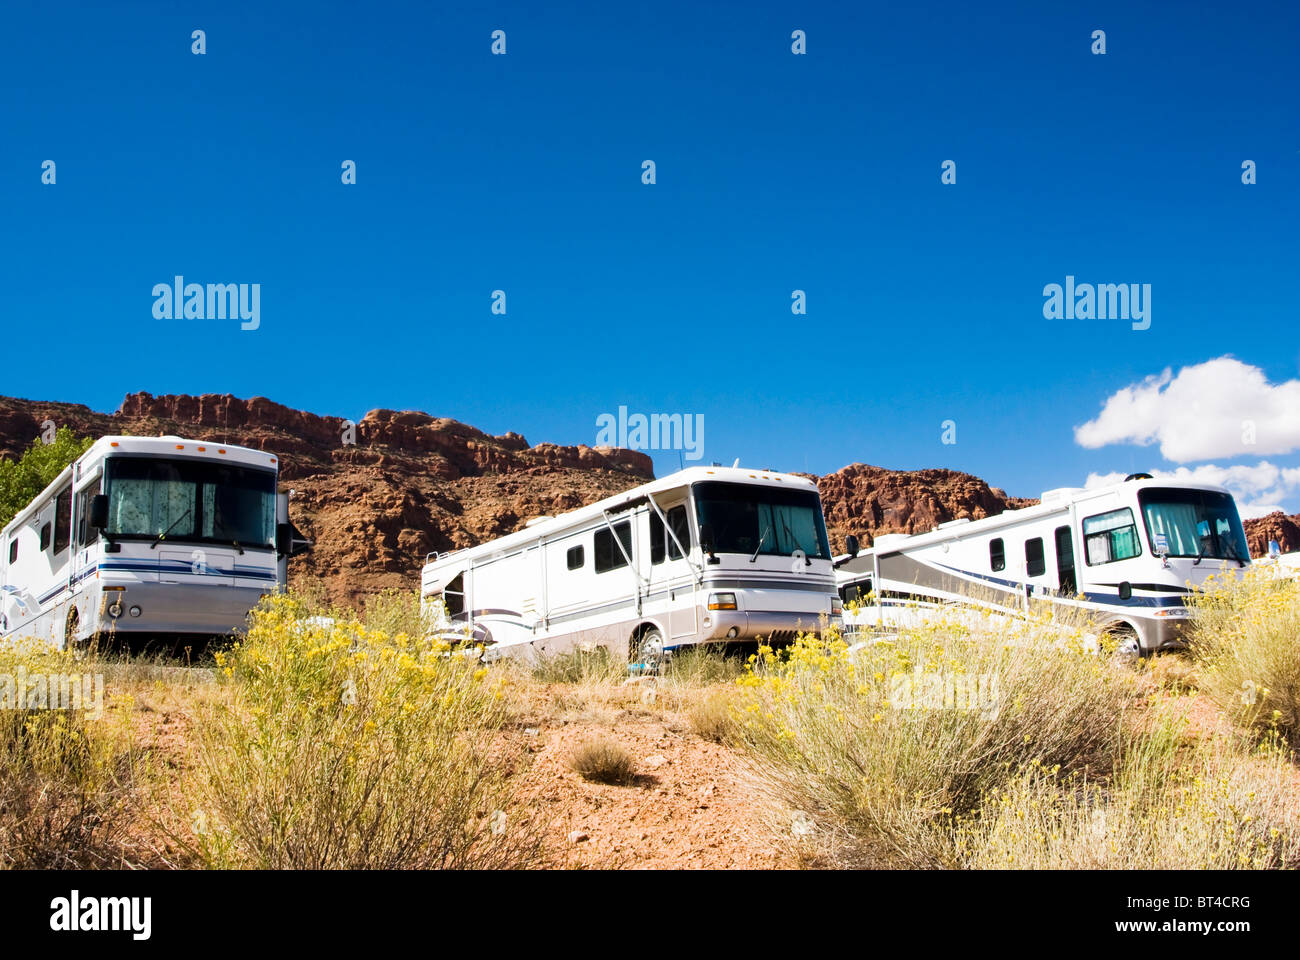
(1118, 581, 1132, 601)
(89, 494, 109, 531)
(276, 522, 293, 556)
(845, 534, 860, 559)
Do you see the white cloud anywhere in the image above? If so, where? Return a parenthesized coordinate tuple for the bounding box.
(1075, 357, 1300, 462)
(1084, 462, 1300, 519)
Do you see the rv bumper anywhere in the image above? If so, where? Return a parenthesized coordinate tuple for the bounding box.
(703, 609, 842, 643)
(1138, 614, 1192, 654)
(83, 582, 273, 638)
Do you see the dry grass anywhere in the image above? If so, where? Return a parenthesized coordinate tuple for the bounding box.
(730, 611, 1139, 867)
(687, 689, 741, 744)
(567, 738, 637, 785)
(1186, 566, 1300, 745)
(0, 639, 144, 868)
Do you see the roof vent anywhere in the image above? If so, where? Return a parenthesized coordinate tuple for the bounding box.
(1124, 472, 1153, 481)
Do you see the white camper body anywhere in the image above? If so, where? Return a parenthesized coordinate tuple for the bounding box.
(1, 435, 308, 649)
(835, 475, 1252, 656)
(420, 466, 842, 663)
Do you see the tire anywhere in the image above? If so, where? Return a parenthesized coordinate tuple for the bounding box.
(1104, 623, 1142, 664)
(629, 626, 665, 673)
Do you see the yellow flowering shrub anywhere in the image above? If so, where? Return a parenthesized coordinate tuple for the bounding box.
(0, 637, 137, 867)
(731, 611, 1135, 867)
(189, 592, 532, 869)
(1186, 565, 1300, 743)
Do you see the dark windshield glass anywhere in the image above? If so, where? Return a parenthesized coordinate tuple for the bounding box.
(105, 457, 276, 548)
(693, 481, 831, 560)
(1138, 488, 1249, 561)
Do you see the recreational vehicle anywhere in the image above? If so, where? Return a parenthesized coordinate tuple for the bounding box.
(420, 466, 842, 663)
(0, 435, 311, 650)
(835, 474, 1251, 658)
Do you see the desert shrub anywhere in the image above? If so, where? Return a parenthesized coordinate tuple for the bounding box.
(1186, 567, 1300, 744)
(664, 643, 746, 686)
(0, 638, 139, 868)
(184, 593, 535, 868)
(687, 689, 742, 744)
(949, 722, 1300, 870)
(731, 612, 1135, 867)
(568, 738, 636, 785)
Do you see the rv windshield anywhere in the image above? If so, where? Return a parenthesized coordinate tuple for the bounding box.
(693, 481, 831, 560)
(1138, 488, 1249, 562)
(104, 457, 276, 549)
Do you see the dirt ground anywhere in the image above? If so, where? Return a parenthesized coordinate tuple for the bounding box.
(504, 685, 793, 869)
(112, 662, 798, 869)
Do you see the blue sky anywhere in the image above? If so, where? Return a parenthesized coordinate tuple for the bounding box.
(3, 1, 1298, 511)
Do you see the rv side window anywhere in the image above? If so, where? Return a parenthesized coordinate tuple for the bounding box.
(1025, 538, 1045, 577)
(39, 523, 52, 552)
(442, 573, 465, 617)
(78, 479, 102, 545)
(649, 506, 690, 565)
(53, 486, 72, 555)
(989, 538, 1005, 572)
(7, 539, 16, 564)
(650, 513, 667, 564)
(594, 521, 632, 573)
(841, 578, 872, 604)
(1082, 508, 1141, 565)
(667, 505, 689, 560)
(566, 545, 584, 570)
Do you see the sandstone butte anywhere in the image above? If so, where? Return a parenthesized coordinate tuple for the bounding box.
(2, 392, 1295, 608)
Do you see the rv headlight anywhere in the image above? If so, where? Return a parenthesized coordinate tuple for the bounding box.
(707, 592, 738, 611)
(831, 596, 843, 616)
(107, 602, 123, 619)
(129, 605, 142, 618)
(1154, 607, 1191, 618)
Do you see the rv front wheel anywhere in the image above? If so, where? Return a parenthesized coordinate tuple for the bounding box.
(1104, 625, 1141, 664)
(629, 627, 665, 671)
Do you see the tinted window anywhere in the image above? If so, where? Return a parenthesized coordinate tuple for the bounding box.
(78, 478, 102, 546)
(650, 505, 691, 564)
(1138, 488, 1248, 561)
(989, 537, 1005, 572)
(840, 578, 873, 604)
(566, 544, 584, 570)
(693, 481, 830, 560)
(40, 523, 52, 552)
(7, 539, 16, 564)
(53, 486, 72, 555)
(105, 457, 276, 548)
(1083, 508, 1141, 565)
(442, 573, 465, 617)
(594, 520, 632, 573)
(1025, 538, 1045, 577)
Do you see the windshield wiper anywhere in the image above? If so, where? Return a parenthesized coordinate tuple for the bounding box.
(150, 509, 192, 549)
(751, 526, 771, 563)
(779, 515, 812, 565)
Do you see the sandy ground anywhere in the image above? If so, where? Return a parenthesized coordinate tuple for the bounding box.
(505, 687, 792, 869)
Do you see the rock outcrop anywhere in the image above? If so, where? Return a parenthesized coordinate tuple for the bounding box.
(3, 392, 1293, 610)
